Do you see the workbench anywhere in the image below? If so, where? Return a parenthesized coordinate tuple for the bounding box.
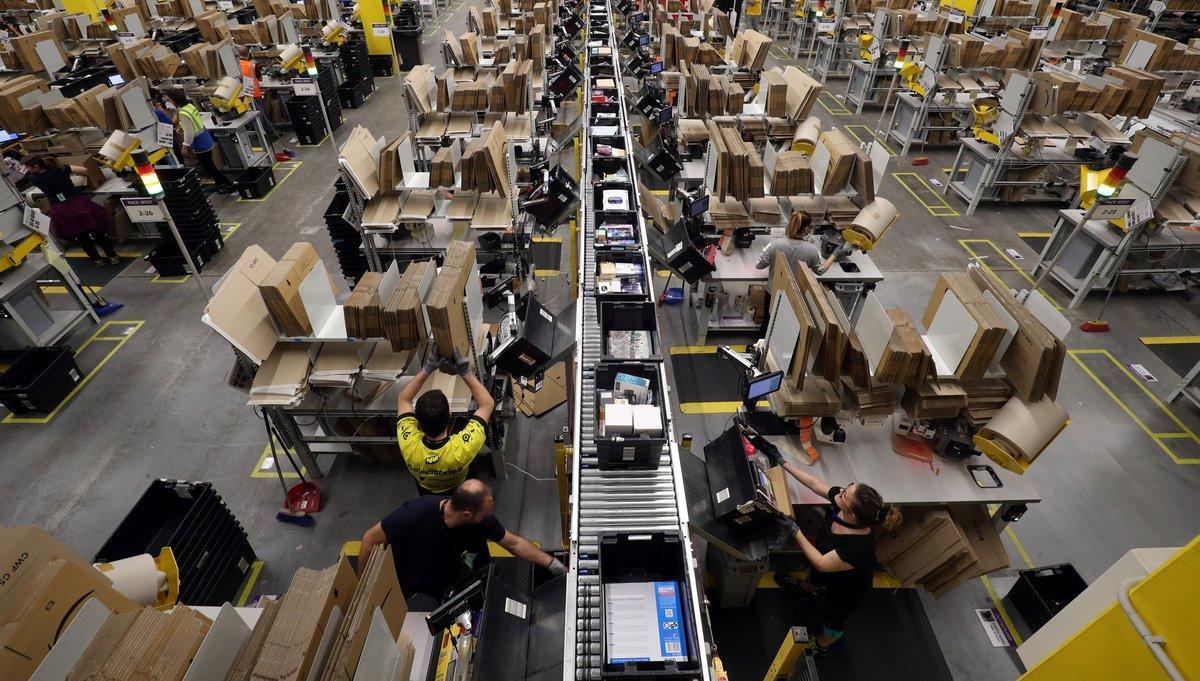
(845, 60, 894, 113)
(886, 91, 970, 156)
(946, 137, 1089, 212)
(813, 35, 855, 81)
(1033, 208, 1200, 309)
(205, 109, 272, 171)
(0, 251, 98, 350)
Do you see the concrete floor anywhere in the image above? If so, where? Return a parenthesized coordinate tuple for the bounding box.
(2, 7, 1200, 681)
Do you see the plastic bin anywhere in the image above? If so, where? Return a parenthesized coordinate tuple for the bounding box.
(594, 362, 666, 469)
(0, 347, 81, 415)
(595, 251, 650, 301)
(598, 532, 702, 678)
(146, 241, 209, 277)
(1007, 564, 1088, 633)
(234, 166, 276, 199)
(395, 28, 423, 71)
(600, 301, 661, 362)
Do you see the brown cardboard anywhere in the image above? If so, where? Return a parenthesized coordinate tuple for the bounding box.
(259, 242, 321, 337)
(0, 526, 107, 607)
(424, 241, 477, 362)
(204, 245, 280, 364)
(319, 547, 407, 681)
(252, 556, 358, 681)
(875, 507, 952, 565)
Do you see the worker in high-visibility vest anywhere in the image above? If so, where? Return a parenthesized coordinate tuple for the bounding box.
(165, 91, 236, 194)
(238, 47, 294, 162)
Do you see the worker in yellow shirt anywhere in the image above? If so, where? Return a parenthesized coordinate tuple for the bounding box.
(397, 342, 496, 494)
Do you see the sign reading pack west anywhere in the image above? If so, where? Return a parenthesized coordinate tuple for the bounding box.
(121, 197, 167, 223)
(292, 78, 319, 96)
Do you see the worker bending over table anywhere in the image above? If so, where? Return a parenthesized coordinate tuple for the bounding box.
(397, 342, 497, 494)
(23, 155, 119, 266)
(359, 479, 566, 606)
(775, 464, 901, 655)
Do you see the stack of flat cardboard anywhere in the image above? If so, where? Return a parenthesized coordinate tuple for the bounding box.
(251, 557, 358, 681)
(344, 272, 384, 339)
(225, 599, 283, 681)
(900, 381, 968, 419)
(728, 29, 772, 69)
(762, 69, 789, 117)
(769, 151, 813, 195)
(195, 9, 230, 42)
(819, 130, 858, 194)
(362, 340, 413, 382)
(767, 359, 842, 417)
(100, 606, 212, 679)
(425, 241, 477, 362)
(382, 259, 436, 351)
(430, 145, 457, 188)
(960, 378, 1013, 425)
(841, 378, 897, 416)
(876, 505, 1009, 597)
(309, 343, 369, 388)
(797, 261, 847, 383)
(705, 119, 764, 201)
(873, 308, 934, 386)
(260, 243, 323, 337)
(319, 548, 408, 681)
(0, 76, 50, 134)
(460, 122, 510, 195)
(249, 343, 312, 406)
(922, 272, 1007, 380)
(967, 268, 1065, 402)
(68, 610, 141, 679)
(783, 66, 822, 121)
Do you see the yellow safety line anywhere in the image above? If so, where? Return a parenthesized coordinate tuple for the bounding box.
(1016, 231, 1052, 238)
(845, 124, 896, 156)
(1006, 526, 1035, 570)
(817, 95, 852, 117)
(940, 167, 969, 175)
(1140, 336, 1200, 345)
(235, 560, 264, 606)
(893, 173, 960, 216)
(822, 92, 852, 115)
(237, 161, 303, 204)
(297, 134, 328, 148)
(251, 442, 307, 478)
(342, 540, 361, 557)
(40, 285, 101, 295)
(980, 575, 1024, 646)
(535, 269, 561, 277)
(657, 269, 672, 277)
(532, 236, 562, 243)
(151, 274, 191, 283)
(221, 221, 243, 238)
(651, 189, 670, 196)
(1068, 349, 1200, 464)
(64, 250, 142, 259)
(3, 320, 144, 424)
(679, 400, 769, 414)
(670, 345, 725, 355)
(958, 239, 1063, 311)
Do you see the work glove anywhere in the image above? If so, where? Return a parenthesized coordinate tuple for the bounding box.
(449, 349, 471, 377)
(422, 341, 441, 373)
(835, 242, 854, 258)
(776, 515, 800, 539)
(546, 557, 567, 577)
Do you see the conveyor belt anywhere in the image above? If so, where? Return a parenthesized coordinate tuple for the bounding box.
(564, 4, 712, 679)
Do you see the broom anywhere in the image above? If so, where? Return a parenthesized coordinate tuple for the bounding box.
(263, 415, 314, 526)
(1080, 273, 1119, 333)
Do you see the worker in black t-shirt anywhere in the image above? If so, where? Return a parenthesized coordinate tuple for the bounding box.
(358, 479, 567, 604)
(775, 465, 901, 655)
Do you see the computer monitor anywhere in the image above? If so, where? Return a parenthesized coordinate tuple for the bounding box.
(656, 106, 672, 124)
(745, 371, 783, 400)
(639, 34, 650, 46)
(687, 193, 709, 217)
(649, 59, 663, 73)
(108, 74, 125, 86)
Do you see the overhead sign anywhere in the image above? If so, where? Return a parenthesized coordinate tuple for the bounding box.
(292, 77, 319, 96)
(816, 20, 836, 34)
(1092, 198, 1135, 221)
(120, 197, 167, 223)
(217, 0, 233, 9)
(372, 22, 390, 37)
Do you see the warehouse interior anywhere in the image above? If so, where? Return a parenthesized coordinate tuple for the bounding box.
(1, 0, 1199, 678)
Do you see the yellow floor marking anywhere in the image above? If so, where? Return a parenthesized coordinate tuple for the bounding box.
(892, 172, 960, 217)
(1006, 526, 1035, 570)
(297, 134, 328, 148)
(532, 236, 562, 243)
(3, 320, 144, 424)
(237, 161, 303, 204)
(40, 285, 101, 295)
(342, 540, 361, 557)
(535, 269, 561, 277)
(980, 575, 1024, 646)
(1016, 231, 1051, 238)
(151, 274, 191, 283)
(957, 239, 1064, 311)
(220, 221, 242, 238)
(941, 166, 969, 175)
(1069, 349, 1200, 464)
(844, 124, 896, 156)
(64, 250, 142, 259)
(679, 400, 769, 414)
(657, 269, 672, 278)
(670, 345, 727, 355)
(235, 560, 264, 606)
(818, 92, 852, 117)
(251, 442, 308, 478)
(1140, 336, 1200, 345)
(651, 189, 670, 196)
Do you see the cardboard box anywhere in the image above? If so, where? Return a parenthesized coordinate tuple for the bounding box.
(252, 556, 358, 681)
(424, 240, 477, 362)
(203, 245, 281, 365)
(0, 526, 106, 606)
(260, 242, 321, 337)
(319, 547, 407, 681)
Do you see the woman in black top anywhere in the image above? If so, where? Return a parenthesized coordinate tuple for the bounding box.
(776, 464, 901, 654)
(23, 156, 119, 266)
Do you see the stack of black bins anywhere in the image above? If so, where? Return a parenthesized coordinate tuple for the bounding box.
(286, 66, 343, 145)
(147, 167, 223, 277)
(325, 180, 369, 283)
(338, 38, 375, 109)
(93, 480, 256, 607)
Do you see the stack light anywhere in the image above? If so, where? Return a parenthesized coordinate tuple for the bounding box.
(303, 47, 318, 76)
(894, 39, 910, 69)
(1048, 1, 1063, 26)
(101, 9, 118, 33)
(132, 150, 163, 198)
(1096, 153, 1137, 199)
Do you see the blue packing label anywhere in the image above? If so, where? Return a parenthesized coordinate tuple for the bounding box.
(654, 581, 687, 660)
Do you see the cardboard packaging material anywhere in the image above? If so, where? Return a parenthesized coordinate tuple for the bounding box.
(819, 129, 857, 194)
(967, 267, 1065, 401)
(226, 599, 284, 681)
(921, 271, 1007, 380)
(344, 271, 384, 339)
(424, 240, 478, 362)
(203, 245, 281, 366)
(251, 556, 358, 681)
(318, 547, 407, 681)
(259, 242, 324, 337)
(382, 259, 436, 352)
(876, 505, 1009, 595)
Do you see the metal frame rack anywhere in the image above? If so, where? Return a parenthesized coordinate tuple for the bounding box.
(564, 2, 712, 678)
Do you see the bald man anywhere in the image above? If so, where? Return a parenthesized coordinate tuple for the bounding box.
(360, 479, 566, 601)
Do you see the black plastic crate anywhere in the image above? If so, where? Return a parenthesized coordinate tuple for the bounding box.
(337, 79, 372, 109)
(598, 532, 702, 679)
(600, 301, 661, 362)
(594, 362, 666, 470)
(94, 480, 256, 607)
(595, 250, 649, 301)
(1008, 564, 1088, 633)
(0, 347, 81, 415)
(235, 165, 277, 199)
(146, 241, 209, 277)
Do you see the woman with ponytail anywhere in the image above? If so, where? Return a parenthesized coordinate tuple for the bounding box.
(775, 465, 902, 654)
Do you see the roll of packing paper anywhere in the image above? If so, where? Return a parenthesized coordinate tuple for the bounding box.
(848, 197, 899, 248)
(792, 115, 821, 151)
(94, 554, 167, 606)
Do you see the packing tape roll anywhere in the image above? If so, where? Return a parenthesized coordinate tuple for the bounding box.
(94, 554, 167, 606)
